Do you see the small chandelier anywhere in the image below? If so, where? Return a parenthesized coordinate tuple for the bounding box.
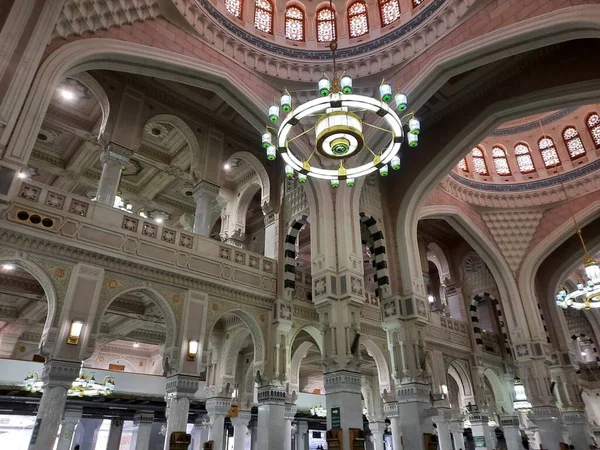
(512, 377, 532, 412)
(261, 0, 420, 188)
(23, 369, 115, 397)
(555, 181, 600, 310)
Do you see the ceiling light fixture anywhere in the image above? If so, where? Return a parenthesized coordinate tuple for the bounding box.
(133, 342, 140, 348)
(59, 88, 76, 101)
(2, 264, 14, 271)
(224, 163, 231, 171)
(261, 0, 419, 187)
(555, 180, 600, 310)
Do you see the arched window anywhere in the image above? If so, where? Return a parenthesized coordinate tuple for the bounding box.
(538, 136, 560, 168)
(492, 146, 511, 175)
(587, 113, 600, 148)
(471, 147, 489, 175)
(562, 127, 586, 160)
(285, 6, 305, 41)
(348, 1, 369, 38)
(457, 157, 468, 172)
(316, 7, 336, 42)
(226, 0, 242, 19)
(412, 0, 424, 6)
(254, 0, 273, 34)
(379, 0, 400, 26)
(514, 142, 535, 173)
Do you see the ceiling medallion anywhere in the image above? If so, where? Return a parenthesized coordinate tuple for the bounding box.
(260, 13, 420, 188)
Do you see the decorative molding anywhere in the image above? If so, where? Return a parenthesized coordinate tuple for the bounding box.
(171, 0, 476, 80)
(490, 107, 579, 136)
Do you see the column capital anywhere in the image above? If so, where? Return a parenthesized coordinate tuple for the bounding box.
(231, 410, 252, 426)
(166, 374, 200, 398)
(323, 370, 362, 395)
(133, 410, 154, 425)
(499, 414, 520, 427)
(257, 384, 287, 405)
(192, 181, 220, 200)
(562, 409, 586, 424)
(205, 396, 231, 416)
(62, 407, 82, 423)
(101, 143, 132, 164)
(42, 359, 81, 389)
(531, 405, 561, 421)
(395, 382, 431, 404)
(285, 403, 297, 420)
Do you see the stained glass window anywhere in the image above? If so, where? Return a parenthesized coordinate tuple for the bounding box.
(379, 0, 400, 26)
(562, 127, 586, 160)
(587, 113, 600, 148)
(348, 1, 369, 38)
(538, 136, 560, 168)
(412, 0, 425, 6)
(285, 6, 304, 41)
(226, 0, 242, 19)
(471, 147, 489, 175)
(515, 143, 535, 173)
(492, 146, 511, 175)
(254, 0, 273, 34)
(317, 7, 336, 42)
(457, 158, 468, 172)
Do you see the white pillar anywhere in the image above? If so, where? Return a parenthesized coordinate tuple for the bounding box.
(531, 406, 563, 450)
(434, 419, 453, 450)
(193, 182, 219, 237)
(385, 384, 431, 450)
(131, 411, 153, 450)
(75, 418, 103, 450)
(96, 145, 132, 206)
(388, 415, 402, 450)
(369, 421, 386, 450)
(324, 371, 363, 449)
(563, 410, 590, 450)
(28, 360, 80, 450)
(284, 404, 296, 450)
(56, 408, 81, 450)
(263, 212, 277, 259)
(106, 418, 123, 450)
(297, 421, 309, 450)
(206, 397, 229, 450)
(163, 375, 199, 450)
(450, 421, 465, 450)
(257, 386, 287, 449)
(469, 411, 494, 450)
(500, 415, 523, 450)
(232, 411, 251, 450)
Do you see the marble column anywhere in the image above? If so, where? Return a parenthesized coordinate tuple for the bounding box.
(387, 414, 402, 450)
(191, 416, 210, 450)
(297, 421, 309, 450)
(96, 144, 132, 206)
(131, 411, 154, 450)
(249, 418, 258, 450)
(232, 411, 251, 450)
(450, 421, 465, 450)
(193, 181, 219, 237)
(206, 396, 229, 450)
(500, 415, 523, 450)
(563, 410, 590, 450)
(106, 418, 123, 450)
(284, 404, 296, 450)
(369, 421, 387, 450)
(531, 406, 563, 450)
(56, 408, 82, 450)
(257, 385, 286, 449)
(163, 375, 199, 450)
(324, 371, 363, 449)
(469, 411, 494, 450)
(28, 360, 80, 450)
(263, 211, 277, 259)
(433, 418, 453, 450)
(75, 419, 103, 450)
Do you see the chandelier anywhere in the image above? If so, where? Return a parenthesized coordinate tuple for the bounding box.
(261, 2, 420, 188)
(23, 369, 115, 397)
(554, 181, 600, 310)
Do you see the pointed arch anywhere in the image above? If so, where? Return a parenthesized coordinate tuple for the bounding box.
(538, 135, 561, 168)
(254, 0, 274, 34)
(316, 6, 337, 42)
(471, 147, 489, 175)
(348, 1, 369, 38)
(586, 112, 600, 148)
(285, 5, 305, 41)
(491, 146, 511, 175)
(359, 212, 390, 298)
(361, 338, 392, 393)
(515, 142, 535, 173)
(284, 214, 310, 293)
(562, 126, 586, 160)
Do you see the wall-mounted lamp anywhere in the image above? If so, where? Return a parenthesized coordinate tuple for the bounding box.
(67, 320, 84, 345)
(187, 339, 199, 361)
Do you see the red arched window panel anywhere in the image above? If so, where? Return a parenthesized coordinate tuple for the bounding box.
(562, 127, 586, 160)
(226, 0, 243, 19)
(514, 142, 535, 174)
(538, 136, 561, 168)
(457, 157, 469, 173)
(471, 147, 489, 175)
(285, 6, 305, 41)
(348, 1, 369, 38)
(254, 0, 273, 34)
(379, 0, 400, 26)
(587, 113, 600, 148)
(316, 7, 336, 42)
(491, 146, 511, 175)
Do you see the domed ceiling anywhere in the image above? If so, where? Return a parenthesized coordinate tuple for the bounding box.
(451, 104, 600, 192)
